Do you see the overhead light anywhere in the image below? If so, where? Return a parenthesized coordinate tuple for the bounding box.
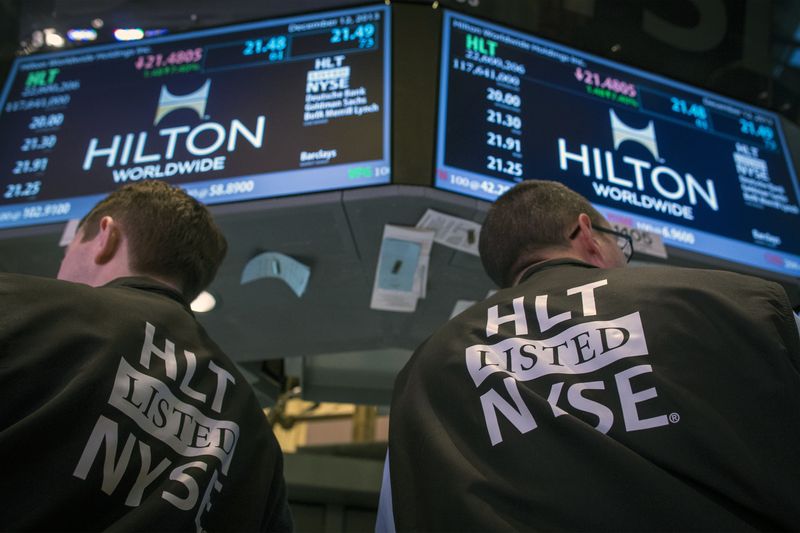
(67, 29, 98, 42)
(92, 18, 104, 29)
(190, 291, 217, 313)
(113, 28, 144, 41)
(31, 30, 44, 48)
(44, 28, 65, 48)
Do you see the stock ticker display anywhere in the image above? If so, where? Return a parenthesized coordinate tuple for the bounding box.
(435, 11, 800, 277)
(0, 5, 390, 229)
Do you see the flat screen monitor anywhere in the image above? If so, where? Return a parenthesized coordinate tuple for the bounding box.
(0, 4, 390, 230)
(435, 10, 800, 278)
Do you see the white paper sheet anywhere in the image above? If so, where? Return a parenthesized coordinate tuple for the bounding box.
(370, 225, 435, 312)
(416, 208, 481, 256)
(241, 251, 310, 297)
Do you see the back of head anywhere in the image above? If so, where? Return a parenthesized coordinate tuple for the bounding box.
(479, 180, 605, 288)
(79, 180, 227, 301)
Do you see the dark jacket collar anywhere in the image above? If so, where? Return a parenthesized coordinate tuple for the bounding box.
(103, 276, 190, 309)
(516, 258, 598, 285)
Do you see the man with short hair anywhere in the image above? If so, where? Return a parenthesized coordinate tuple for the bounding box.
(1, 180, 292, 531)
(379, 180, 800, 531)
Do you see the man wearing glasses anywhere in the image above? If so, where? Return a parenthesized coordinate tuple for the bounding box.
(379, 180, 800, 531)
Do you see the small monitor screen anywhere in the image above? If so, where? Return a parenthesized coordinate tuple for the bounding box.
(0, 5, 390, 229)
(435, 10, 800, 278)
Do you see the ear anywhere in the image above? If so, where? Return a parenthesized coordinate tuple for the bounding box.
(572, 213, 604, 263)
(93, 216, 122, 265)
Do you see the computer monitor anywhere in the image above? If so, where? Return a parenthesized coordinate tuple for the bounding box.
(435, 10, 800, 279)
(0, 4, 390, 230)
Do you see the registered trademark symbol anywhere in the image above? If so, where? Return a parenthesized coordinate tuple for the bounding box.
(669, 413, 680, 423)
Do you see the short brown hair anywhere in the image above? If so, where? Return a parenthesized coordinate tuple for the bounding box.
(80, 180, 227, 301)
(479, 180, 606, 287)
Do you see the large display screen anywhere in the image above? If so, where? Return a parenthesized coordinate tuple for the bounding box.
(0, 5, 390, 229)
(435, 10, 800, 278)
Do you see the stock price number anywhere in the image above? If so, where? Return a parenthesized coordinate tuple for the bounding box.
(480, 180, 511, 197)
(662, 226, 695, 245)
(670, 97, 707, 119)
(23, 202, 70, 219)
(487, 132, 521, 153)
(486, 109, 522, 130)
(29, 113, 64, 130)
(574, 67, 637, 97)
(331, 23, 375, 48)
(20, 134, 57, 152)
(670, 97, 708, 128)
(209, 180, 255, 198)
(4, 180, 42, 199)
(739, 118, 776, 149)
(487, 155, 523, 178)
(243, 36, 287, 60)
(135, 48, 202, 70)
(486, 87, 521, 108)
(13, 158, 48, 175)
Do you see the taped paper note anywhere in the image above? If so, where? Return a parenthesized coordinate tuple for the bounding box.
(241, 252, 310, 297)
(450, 299, 476, 319)
(59, 219, 80, 247)
(416, 208, 481, 256)
(609, 223, 668, 259)
(370, 225, 434, 313)
(377, 239, 421, 292)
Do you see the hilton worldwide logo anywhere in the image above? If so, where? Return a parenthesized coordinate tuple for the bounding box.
(82, 76, 266, 184)
(609, 109, 660, 161)
(557, 106, 719, 220)
(153, 79, 211, 125)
